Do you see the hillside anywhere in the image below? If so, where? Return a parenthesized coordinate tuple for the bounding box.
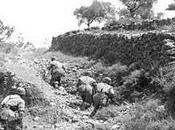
(51, 29, 175, 72)
(1, 21, 175, 129)
(48, 28, 175, 129)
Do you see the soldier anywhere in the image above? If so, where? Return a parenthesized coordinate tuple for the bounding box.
(48, 57, 65, 88)
(77, 72, 97, 110)
(0, 87, 26, 130)
(90, 91, 108, 117)
(90, 77, 115, 117)
(96, 77, 115, 102)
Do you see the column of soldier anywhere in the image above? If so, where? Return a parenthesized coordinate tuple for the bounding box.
(0, 57, 115, 130)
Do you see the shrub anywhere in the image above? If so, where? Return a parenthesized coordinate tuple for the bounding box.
(93, 63, 128, 86)
(92, 99, 174, 130)
(119, 100, 171, 130)
(119, 69, 154, 102)
(103, 18, 175, 31)
(0, 42, 18, 55)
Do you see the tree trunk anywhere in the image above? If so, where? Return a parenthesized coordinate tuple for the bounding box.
(87, 22, 90, 28)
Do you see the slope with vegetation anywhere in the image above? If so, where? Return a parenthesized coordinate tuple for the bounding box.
(49, 21, 175, 129)
(1, 0, 175, 129)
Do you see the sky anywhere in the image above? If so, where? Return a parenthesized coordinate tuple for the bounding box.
(0, 0, 174, 47)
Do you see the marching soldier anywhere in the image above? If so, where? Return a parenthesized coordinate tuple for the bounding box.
(0, 87, 26, 130)
(76, 72, 97, 110)
(48, 57, 65, 88)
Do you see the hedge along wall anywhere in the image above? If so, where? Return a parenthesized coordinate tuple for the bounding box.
(50, 31, 175, 74)
(103, 18, 175, 31)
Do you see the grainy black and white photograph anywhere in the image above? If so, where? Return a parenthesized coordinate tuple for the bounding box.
(0, 0, 174, 130)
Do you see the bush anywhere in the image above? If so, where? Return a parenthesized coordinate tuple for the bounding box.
(93, 63, 163, 103)
(120, 69, 153, 102)
(143, 64, 175, 120)
(92, 99, 174, 130)
(93, 63, 128, 86)
(0, 43, 18, 55)
(103, 18, 175, 31)
(122, 100, 172, 130)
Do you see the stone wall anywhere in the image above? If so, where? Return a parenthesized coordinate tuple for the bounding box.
(51, 31, 175, 74)
(103, 18, 175, 31)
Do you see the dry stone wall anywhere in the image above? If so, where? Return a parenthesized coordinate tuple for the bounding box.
(103, 18, 175, 31)
(51, 31, 175, 73)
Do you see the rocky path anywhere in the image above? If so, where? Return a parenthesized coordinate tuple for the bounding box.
(3, 53, 107, 130)
(1, 51, 134, 130)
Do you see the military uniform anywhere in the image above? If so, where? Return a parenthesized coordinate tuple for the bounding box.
(77, 76, 97, 110)
(0, 88, 25, 130)
(96, 83, 115, 97)
(90, 91, 108, 117)
(90, 78, 115, 117)
(49, 60, 65, 87)
(77, 76, 96, 86)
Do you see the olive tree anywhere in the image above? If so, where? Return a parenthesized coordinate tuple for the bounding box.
(118, 0, 157, 22)
(0, 20, 13, 42)
(74, 0, 116, 27)
(166, 0, 175, 10)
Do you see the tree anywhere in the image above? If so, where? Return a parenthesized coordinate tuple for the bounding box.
(0, 20, 13, 42)
(155, 12, 164, 20)
(118, 0, 157, 22)
(74, 0, 116, 27)
(166, 1, 175, 10)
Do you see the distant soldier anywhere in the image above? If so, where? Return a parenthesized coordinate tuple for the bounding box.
(96, 77, 115, 101)
(0, 87, 26, 130)
(48, 57, 65, 88)
(90, 77, 115, 117)
(77, 72, 97, 110)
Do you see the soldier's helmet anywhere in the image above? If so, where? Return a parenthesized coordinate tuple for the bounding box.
(16, 87, 26, 96)
(103, 77, 111, 84)
(51, 57, 56, 61)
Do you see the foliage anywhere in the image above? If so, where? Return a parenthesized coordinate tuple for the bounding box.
(73, 0, 116, 27)
(93, 99, 175, 130)
(120, 69, 156, 102)
(93, 63, 128, 86)
(166, 0, 175, 10)
(0, 20, 13, 42)
(118, 0, 157, 22)
(120, 100, 172, 130)
(103, 17, 175, 31)
(154, 64, 175, 118)
(156, 12, 164, 20)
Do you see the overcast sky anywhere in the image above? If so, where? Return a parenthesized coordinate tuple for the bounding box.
(0, 0, 174, 47)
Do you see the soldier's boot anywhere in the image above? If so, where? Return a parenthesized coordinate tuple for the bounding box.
(90, 105, 100, 118)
